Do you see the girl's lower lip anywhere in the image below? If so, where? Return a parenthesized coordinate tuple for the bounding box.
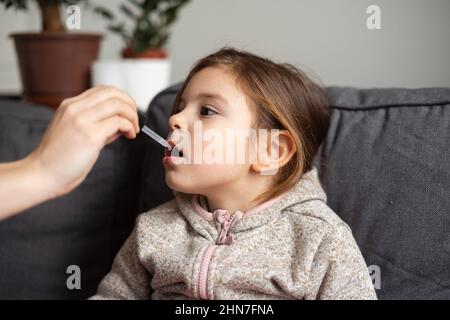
(162, 156, 185, 166)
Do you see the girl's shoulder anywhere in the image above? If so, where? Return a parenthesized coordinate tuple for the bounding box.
(283, 199, 353, 238)
(135, 199, 185, 229)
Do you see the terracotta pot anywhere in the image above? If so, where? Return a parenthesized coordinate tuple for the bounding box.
(121, 47, 167, 59)
(11, 32, 103, 109)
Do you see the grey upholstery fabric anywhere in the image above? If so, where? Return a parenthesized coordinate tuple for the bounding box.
(0, 84, 448, 299)
(316, 87, 450, 299)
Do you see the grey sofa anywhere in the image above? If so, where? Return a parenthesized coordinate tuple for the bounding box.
(0, 84, 448, 299)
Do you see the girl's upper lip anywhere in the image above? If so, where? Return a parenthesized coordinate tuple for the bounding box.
(167, 140, 177, 149)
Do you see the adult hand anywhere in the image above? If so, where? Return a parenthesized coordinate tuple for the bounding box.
(0, 85, 140, 220)
(29, 85, 140, 198)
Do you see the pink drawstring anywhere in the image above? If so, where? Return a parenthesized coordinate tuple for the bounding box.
(213, 209, 244, 245)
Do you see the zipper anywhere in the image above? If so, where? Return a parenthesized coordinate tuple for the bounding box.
(195, 210, 242, 299)
(196, 244, 216, 299)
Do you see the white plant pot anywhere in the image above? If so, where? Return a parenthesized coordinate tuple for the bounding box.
(92, 59, 171, 112)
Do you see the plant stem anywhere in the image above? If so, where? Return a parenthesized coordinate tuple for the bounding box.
(37, 0, 65, 32)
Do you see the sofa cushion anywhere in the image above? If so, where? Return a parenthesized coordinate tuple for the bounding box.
(316, 87, 450, 299)
(0, 99, 148, 299)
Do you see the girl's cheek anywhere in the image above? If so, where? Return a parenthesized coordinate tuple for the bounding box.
(193, 118, 254, 165)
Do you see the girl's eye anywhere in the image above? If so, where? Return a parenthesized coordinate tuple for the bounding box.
(200, 105, 218, 116)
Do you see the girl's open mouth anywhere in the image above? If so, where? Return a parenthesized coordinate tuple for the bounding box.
(163, 141, 185, 166)
(165, 141, 183, 157)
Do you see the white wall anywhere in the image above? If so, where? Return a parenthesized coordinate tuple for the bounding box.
(1, 0, 450, 94)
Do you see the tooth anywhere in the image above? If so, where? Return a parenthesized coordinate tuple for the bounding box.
(171, 146, 182, 157)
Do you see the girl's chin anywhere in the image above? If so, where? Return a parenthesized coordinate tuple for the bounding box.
(165, 173, 189, 192)
(165, 173, 210, 195)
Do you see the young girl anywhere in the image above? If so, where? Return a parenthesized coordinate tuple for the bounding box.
(91, 48, 377, 300)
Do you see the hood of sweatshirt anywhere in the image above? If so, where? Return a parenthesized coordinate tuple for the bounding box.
(174, 166, 327, 243)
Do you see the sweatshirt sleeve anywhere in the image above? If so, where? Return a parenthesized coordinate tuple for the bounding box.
(306, 224, 378, 300)
(89, 221, 151, 300)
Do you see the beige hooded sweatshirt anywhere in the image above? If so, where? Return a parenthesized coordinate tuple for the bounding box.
(91, 167, 377, 300)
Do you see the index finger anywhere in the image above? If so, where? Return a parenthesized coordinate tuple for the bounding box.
(84, 86, 137, 111)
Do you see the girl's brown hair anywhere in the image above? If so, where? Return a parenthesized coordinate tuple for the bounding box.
(170, 47, 330, 204)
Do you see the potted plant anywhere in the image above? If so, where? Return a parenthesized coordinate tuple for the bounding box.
(1, 0, 103, 108)
(91, 0, 190, 111)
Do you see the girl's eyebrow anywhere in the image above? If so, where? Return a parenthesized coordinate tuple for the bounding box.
(182, 92, 230, 107)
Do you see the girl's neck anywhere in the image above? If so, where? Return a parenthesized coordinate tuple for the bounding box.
(202, 175, 274, 214)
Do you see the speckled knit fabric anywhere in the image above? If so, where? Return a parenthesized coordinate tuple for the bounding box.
(90, 167, 377, 300)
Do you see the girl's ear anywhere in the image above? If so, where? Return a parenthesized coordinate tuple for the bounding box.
(251, 129, 296, 176)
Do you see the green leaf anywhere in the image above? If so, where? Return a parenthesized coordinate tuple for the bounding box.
(142, 0, 159, 14)
(93, 6, 115, 20)
(120, 3, 137, 19)
(108, 23, 125, 33)
(108, 23, 130, 44)
(0, 0, 27, 10)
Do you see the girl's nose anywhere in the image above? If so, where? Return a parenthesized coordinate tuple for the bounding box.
(168, 112, 185, 132)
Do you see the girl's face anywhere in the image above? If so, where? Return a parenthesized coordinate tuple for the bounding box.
(164, 66, 257, 195)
